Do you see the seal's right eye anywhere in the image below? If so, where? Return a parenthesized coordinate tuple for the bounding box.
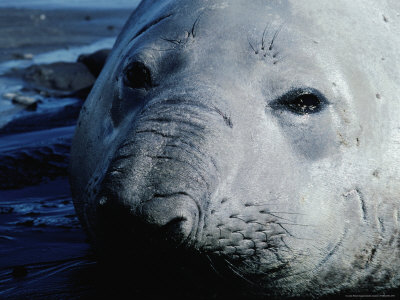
(270, 88, 329, 115)
(123, 62, 152, 90)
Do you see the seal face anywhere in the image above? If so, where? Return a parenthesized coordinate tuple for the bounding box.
(70, 0, 400, 297)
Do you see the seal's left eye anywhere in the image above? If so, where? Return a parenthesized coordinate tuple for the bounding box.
(271, 88, 328, 115)
(123, 62, 152, 90)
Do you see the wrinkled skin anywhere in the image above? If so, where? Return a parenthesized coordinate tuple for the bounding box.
(70, 0, 400, 297)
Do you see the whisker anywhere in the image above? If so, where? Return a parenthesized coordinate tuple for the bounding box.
(266, 211, 306, 215)
(205, 254, 223, 277)
(239, 259, 262, 272)
(278, 222, 314, 227)
(247, 36, 258, 54)
(259, 211, 294, 222)
(279, 236, 293, 253)
(230, 215, 267, 228)
(276, 223, 294, 236)
(245, 203, 286, 207)
(273, 55, 287, 65)
(223, 258, 256, 286)
(161, 37, 182, 45)
(261, 23, 271, 50)
(269, 23, 285, 51)
(248, 220, 272, 227)
(191, 12, 204, 38)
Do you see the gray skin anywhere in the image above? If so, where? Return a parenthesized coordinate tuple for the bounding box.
(70, 0, 400, 297)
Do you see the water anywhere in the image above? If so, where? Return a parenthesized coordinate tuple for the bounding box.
(0, 0, 141, 9)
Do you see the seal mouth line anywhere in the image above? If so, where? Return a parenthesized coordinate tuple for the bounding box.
(316, 227, 348, 269)
(130, 14, 173, 43)
(272, 228, 350, 281)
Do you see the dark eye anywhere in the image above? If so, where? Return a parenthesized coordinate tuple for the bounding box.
(271, 88, 328, 115)
(123, 62, 152, 90)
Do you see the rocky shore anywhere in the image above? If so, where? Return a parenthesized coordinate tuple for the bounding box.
(0, 8, 127, 63)
(0, 46, 111, 188)
(0, 5, 133, 299)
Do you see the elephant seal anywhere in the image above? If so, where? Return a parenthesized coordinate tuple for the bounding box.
(70, 0, 400, 297)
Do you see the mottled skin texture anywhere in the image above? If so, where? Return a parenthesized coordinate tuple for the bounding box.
(70, 0, 400, 297)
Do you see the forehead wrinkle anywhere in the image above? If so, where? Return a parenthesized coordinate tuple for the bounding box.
(129, 13, 174, 44)
(155, 12, 205, 51)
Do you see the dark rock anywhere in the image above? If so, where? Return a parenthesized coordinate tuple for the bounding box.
(5, 50, 111, 100)
(23, 62, 95, 94)
(16, 219, 35, 227)
(78, 49, 111, 77)
(24, 212, 41, 217)
(0, 207, 14, 214)
(0, 142, 70, 189)
(0, 126, 74, 189)
(25, 102, 38, 111)
(0, 101, 82, 135)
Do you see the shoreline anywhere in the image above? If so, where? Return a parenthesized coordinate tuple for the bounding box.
(0, 6, 134, 125)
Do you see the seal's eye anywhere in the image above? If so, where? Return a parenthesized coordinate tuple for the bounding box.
(271, 88, 328, 115)
(123, 62, 152, 90)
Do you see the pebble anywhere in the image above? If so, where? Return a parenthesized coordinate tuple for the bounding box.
(12, 95, 37, 107)
(13, 53, 34, 60)
(3, 92, 18, 100)
(3, 92, 39, 110)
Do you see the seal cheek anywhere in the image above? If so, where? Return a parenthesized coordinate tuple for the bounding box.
(268, 88, 337, 160)
(110, 59, 156, 126)
(110, 76, 146, 126)
(280, 113, 337, 160)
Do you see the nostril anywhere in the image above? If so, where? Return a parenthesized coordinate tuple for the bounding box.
(162, 216, 191, 243)
(164, 216, 187, 230)
(139, 195, 199, 245)
(95, 192, 200, 253)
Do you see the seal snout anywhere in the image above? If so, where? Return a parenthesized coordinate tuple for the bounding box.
(137, 194, 199, 245)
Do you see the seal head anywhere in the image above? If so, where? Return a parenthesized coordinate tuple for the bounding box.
(70, 0, 400, 297)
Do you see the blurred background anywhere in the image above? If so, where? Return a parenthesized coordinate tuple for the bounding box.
(0, 1, 141, 298)
(0, 0, 139, 8)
